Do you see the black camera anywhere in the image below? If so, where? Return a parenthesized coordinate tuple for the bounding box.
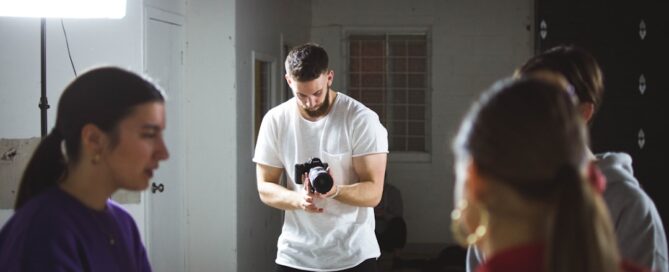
(294, 158, 333, 194)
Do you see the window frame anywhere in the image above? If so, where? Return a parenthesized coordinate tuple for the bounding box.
(342, 27, 433, 162)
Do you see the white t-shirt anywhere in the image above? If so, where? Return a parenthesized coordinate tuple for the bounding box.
(253, 93, 388, 271)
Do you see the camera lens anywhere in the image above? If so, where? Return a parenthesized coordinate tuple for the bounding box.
(308, 166, 333, 194)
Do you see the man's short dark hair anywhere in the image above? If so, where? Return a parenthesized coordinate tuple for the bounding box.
(285, 43, 329, 82)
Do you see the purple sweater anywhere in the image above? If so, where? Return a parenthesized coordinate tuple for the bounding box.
(0, 187, 151, 272)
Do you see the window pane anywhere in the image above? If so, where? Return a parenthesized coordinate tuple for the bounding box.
(408, 74, 426, 88)
(349, 88, 361, 100)
(392, 89, 407, 104)
(408, 89, 425, 104)
(391, 74, 407, 88)
(392, 105, 407, 119)
(350, 57, 360, 72)
(408, 57, 426, 72)
(362, 89, 385, 102)
(408, 106, 425, 120)
(361, 57, 385, 72)
(389, 41, 407, 56)
(391, 136, 407, 151)
(349, 74, 360, 87)
(407, 137, 425, 152)
(362, 40, 385, 56)
(361, 74, 384, 88)
(350, 41, 361, 57)
(408, 40, 427, 56)
(392, 121, 407, 135)
(389, 57, 407, 72)
(408, 121, 425, 136)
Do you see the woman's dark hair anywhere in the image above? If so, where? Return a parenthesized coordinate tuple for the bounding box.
(453, 78, 619, 272)
(285, 43, 329, 82)
(517, 45, 604, 114)
(15, 67, 165, 209)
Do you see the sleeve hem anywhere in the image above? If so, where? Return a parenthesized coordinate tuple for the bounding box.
(253, 159, 285, 169)
(352, 151, 389, 158)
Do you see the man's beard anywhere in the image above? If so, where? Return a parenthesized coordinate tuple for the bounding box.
(304, 89, 331, 118)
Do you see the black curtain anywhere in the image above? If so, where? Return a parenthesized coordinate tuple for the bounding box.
(535, 0, 669, 234)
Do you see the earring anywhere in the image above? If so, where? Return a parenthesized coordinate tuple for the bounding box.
(450, 199, 489, 246)
(92, 154, 101, 164)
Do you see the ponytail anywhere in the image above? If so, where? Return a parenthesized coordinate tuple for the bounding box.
(547, 165, 620, 272)
(14, 129, 67, 209)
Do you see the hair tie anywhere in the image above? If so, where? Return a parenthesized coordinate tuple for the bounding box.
(561, 83, 581, 106)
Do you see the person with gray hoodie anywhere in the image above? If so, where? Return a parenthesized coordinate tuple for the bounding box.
(597, 152, 667, 271)
(466, 46, 667, 272)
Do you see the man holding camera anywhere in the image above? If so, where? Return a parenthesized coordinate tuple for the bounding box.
(254, 43, 388, 272)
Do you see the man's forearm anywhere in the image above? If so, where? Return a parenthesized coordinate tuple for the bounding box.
(334, 180, 382, 207)
(258, 181, 301, 210)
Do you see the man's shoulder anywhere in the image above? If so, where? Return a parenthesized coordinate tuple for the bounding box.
(270, 98, 295, 114)
(335, 92, 379, 120)
(336, 92, 366, 109)
(263, 98, 297, 123)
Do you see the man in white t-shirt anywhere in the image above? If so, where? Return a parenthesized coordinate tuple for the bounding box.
(254, 43, 389, 272)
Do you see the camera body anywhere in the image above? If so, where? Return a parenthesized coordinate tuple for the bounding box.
(294, 157, 333, 194)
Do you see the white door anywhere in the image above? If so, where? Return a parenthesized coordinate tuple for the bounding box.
(144, 8, 186, 272)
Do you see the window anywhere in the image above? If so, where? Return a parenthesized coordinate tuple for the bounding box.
(347, 34, 430, 153)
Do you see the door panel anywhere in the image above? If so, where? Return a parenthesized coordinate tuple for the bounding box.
(145, 9, 186, 272)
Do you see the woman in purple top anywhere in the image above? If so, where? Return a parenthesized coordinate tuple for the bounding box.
(0, 67, 169, 271)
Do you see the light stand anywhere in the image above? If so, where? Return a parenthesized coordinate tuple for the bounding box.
(39, 18, 49, 137)
(0, 0, 127, 137)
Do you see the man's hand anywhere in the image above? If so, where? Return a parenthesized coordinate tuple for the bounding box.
(300, 173, 324, 213)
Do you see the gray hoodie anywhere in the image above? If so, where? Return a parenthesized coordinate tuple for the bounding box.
(597, 152, 668, 272)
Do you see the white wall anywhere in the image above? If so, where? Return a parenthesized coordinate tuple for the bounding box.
(0, 0, 147, 238)
(311, 0, 534, 245)
(184, 0, 238, 270)
(235, 0, 311, 271)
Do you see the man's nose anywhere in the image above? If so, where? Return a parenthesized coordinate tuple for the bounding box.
(308, 97, 318, 107)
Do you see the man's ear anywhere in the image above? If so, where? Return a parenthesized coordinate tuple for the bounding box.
(466, 161, 488, 203)
(326, 70, 334, 86)
(580, 102, 595, 123)
(80, 124, 107, 156)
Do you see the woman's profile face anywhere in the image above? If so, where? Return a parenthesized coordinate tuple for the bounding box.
(101, 101, 169, 191)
